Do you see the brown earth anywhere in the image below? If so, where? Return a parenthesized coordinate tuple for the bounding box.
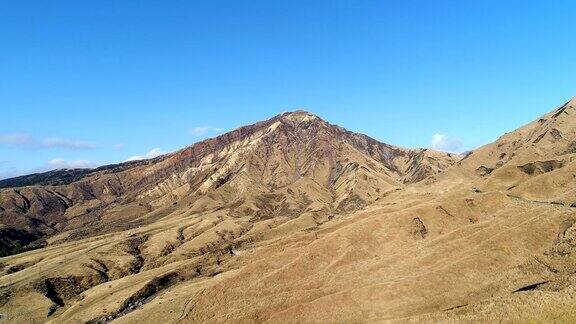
(1, 100, 576, 323)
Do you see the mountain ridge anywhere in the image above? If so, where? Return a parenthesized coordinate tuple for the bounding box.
(0, 109, 455, 189)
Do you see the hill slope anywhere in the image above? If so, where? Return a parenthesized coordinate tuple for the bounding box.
(2, 101, 576, 323)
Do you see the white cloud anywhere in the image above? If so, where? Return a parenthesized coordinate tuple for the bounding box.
(112, 143, 125, 150)
(190, 126, 210, 136)
(0, 133, 96, 150)
(429, 133, 463, 153)
(189, 126, 224, 136)
(0, 133, 34, 147)
(42, 137, 97, 150)
(0, 158, 97, 180)
(125, 148, 166, 162)
(47, 158, 95, 169)
(0, 167, 26, 180)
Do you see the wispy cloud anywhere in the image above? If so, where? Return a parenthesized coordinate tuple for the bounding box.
(0, 133, 96, 150)
(429, 133, 463, 153)
(42, 137, 97, 149)
(189, 126, 223, 136)
(112, 143, 125, 150)
(125, 148, 166, 162)
(0, 167, 25, 180)
(47, 158, 95, 169)
(0, 133, 34, 147)
(0, 158, 97, 180)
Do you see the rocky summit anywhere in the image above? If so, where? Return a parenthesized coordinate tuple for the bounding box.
(2, 100, 576, 323)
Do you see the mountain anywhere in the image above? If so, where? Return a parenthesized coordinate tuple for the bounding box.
(456, 97, 576, 202)
(0, 110, 457, 257)
(2, 102, 576, 323)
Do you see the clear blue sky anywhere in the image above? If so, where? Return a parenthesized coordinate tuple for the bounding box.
(1, 1, 575, 179)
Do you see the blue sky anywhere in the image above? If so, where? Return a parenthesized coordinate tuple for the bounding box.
(1, 1, 575, 179)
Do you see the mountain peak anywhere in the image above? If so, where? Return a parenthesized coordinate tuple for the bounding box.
(285, 108, 315, 115)
(279, 109, 319, 123)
